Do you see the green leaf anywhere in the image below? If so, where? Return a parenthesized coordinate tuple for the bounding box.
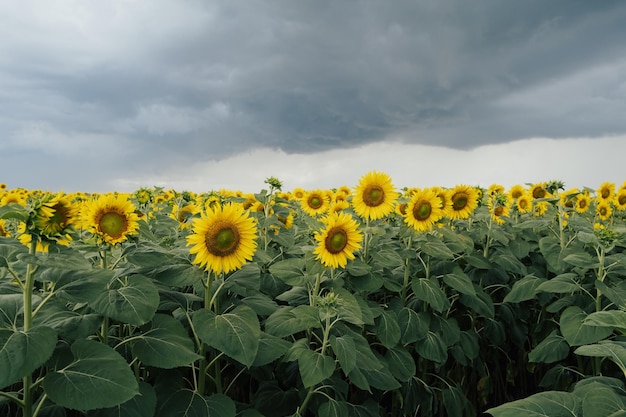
(0, 326, 57, 390)
(585, 310, 626, 331)
(537, 273, 583, 294)
(384, 347, 415, 382)
(560, 306, 613, 347)
(414, 331, 447, 364)
(528, 330, 570, 364)
(269, 258, 307, 286)
(89, 274, 159, 326)
(224, 263, 261, 292)
(0, 293, 26, 326)
(131, 314, 202, 369)
(361, 362, 401, 391)
(330, 335, 357, 375)
(486, 390, 580, 417)
(265, 305, 321, 338)
(420, 235, 454, 260)
(459, 287, 495, 319)
(0, 203, 29, 222)
(87, 381, 156, 417)
(398, 308, 429, 344)
(43, 339, 139, 411)
(375, 310, 401, 348)
(157, 391, 235, 417)
(503, 275, 547, 303)
(562, 252, 597, 268)
(443, 270, 476, 296)
(575, 341, 626, 375)
(33, 300, 101, 341)
(539, 236, 564, 273)
(297, 349, 335, 388)
(253, 332, 291, 366)
(51, 269, 115, 304)
(442, 386, 470, 417)
(346, 259, 371, 277)
(411, 278, 450, 313)
(580, 383, 626, 417)
(194, 305, 260, 368)
(333, 287, 364, 326)
(318, 400, 349, 417)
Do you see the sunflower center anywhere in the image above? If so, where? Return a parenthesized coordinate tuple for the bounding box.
(452, 192, 468, 211)
(308, 195, 323, 209)
(50, 203, 70, 227)
(519, 200, 529, 209)
(413, 200, 432, 221)
(494, 206, 504, 217)
(578, 199, 588, 209)
(602, 189, 611, 199)
(599, 207, 608, 216)
(98, 211, 128, 239)
(532, 188, 546, 199)
(363, 185, 385, 207)
(205, 222, 240, 257)
(325, 227, 348, 254)
(619, 195, 626, 205)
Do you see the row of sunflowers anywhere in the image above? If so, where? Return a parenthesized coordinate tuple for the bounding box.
(1, 172, 626, 417)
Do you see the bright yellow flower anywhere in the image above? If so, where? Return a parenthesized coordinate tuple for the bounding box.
(301, 189, 330, 217)
(615, 189, 626, 211)
(34, 193, 78, 238)
(596, 182, 615, 202)
(487, 184, 505, 197)
(596, 201, 612, 221)
(80, 194, 140, 245)
(574, 193, 591, 214)
(404, 188, 443, 232)
(448, 185, 479, 220)
(313, 212, 363, 269)
(187, 203, 257, 274)
(507, 184, 526, 201)
(533, 201, 549, 217)
(516, 193, 533, 214)
(351, 171, 399, 221)
(170, 202, 200, 229)
(432, 187, 453, 219)
(291, 187, 306, 201)
(530, 182, 550, 200)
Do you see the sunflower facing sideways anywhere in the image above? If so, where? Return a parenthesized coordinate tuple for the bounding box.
(313, 212, 363, 269)
(187, 203, 258, 274)
(352, 171, 399, 221)
(403, 188, 444, 232)
(80, 193, 140, 245)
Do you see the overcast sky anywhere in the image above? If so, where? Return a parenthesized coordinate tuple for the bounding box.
(2, 1, 626, 193)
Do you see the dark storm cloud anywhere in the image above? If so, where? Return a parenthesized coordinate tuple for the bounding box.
(2, 0, 626, 188)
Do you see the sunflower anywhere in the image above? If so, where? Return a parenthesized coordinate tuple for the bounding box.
(574, 193, 591, 214)
(487, 184, 505, 197)
(301, 189, 331, 217)
(507, 184, 526, 201)
(187, 203, 257, 274)
(448, 185, 479, 220)
(432, 187, 453, 219)
(488, 197, 511, 225)
(559, 188, 579, 210)
(615, 189, 626, 211)
(329, 200, 350, 213)
(0, 220, 9, 237)
(404, 188, 443, 232)
(291, 187, 306, 201)
(313, 212, 363, 269)
(352, 171, 399, 221)
(516, 193, 533, 214)
(530, 183, 551, 200)
(276, 212, 295, 229)
(596, 201, 612, 221)
(34, 193, 78, 238)
(533, 201, 549, 217)
(170, 202, 200, 229)
(81, 194, 140, 245)
(596, 182, 615, 202)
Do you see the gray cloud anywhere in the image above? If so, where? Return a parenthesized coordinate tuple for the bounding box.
(2, 0, 626, 190)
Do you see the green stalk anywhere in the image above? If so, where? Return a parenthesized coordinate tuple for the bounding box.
(401, 237, 412, 303)
(197, 271, 213, 395)
(594, 246, 606, 376)
(22, 239, 37, 417)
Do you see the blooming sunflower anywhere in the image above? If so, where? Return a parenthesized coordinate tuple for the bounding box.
(516, 193, 533, 214)
(187, 203, 258, 274)
(351, 171, 399, 221)
(301, 189, 330, 217)
(596, 201, 612, 221)
(313, 212, 363, 269)
(533, 201, 549, 217)
(170, 202, 200, 229)
(507, 184, 526, 201)
(404, 188, 443, 232)
(596, 182, 615, 202)
(432, 187, 453, 219)
(291, 187, 306, 201)
(81, 194, 140, 245)
(488, 197, 511, 225)
(574, 193, 591, 214)
(487, 184, 505, 197)
(448, 185, 479, 220)
(34, 193, 78, 238)
(615, 189, 626, 211)
(530, 183, 550, 200)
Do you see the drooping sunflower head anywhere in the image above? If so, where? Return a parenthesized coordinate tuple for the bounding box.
(301, 189, 331, 217)
(81, 194, 140, 245)
(313, 212, 363, 269)
(404, 188, 443, 232)
(33, 193, 78, 239)
(596, 182, 615, 202)
(448, 185, 479, 220)
(351, 171, 399, 221)
(187, 203, 258, 274)
(559, 188, 580, 210)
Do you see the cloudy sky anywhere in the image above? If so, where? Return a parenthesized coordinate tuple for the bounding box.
(2, 1, 626, 193)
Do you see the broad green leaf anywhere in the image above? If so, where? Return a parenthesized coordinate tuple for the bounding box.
(443, 270, 476, 296)
(240, 293, 279, 316)
(333, 287, 364, 326)
(318, 400, 349, 417)
(581, 383, 626, 417)
(194, 305, 260, 368)
(596, 280, 626, 310)
(89, 274, 159, 326)
(459, 330, 480, 361)
(50, 269, 115, 304)
(384, 347, 415, 382)
(131, 314, 202, 369)
(0, 293, 25, 326)
(414, 331, 447, 364)
(0, 326, 57, 390)
(87, 381, 156, 417)
(347, 367, 371, 392)
(537, 273, 582, 294)
(528, 330, 570, 364)
(43, 339, 139, 411)
(33, 301, 101, 341)
(493, 249, 527, 275)
(269, 257, 307, 286)
(265, 305, 321, 338)
(412, 278, 450, 313)
(459, 287, 495, 319)
(297, 349, 335, 388)
(253, 332, 291, 366)
(560, 306, 613, 347)
(562, 252, 597, 268)
(585, 310, 626, 331)
(398, 308, 429, 344)
(375, 310, 401, 348)
(442, 385, 470, 417)
(539, 236, 564, 274)
(0, 203, 29, 222)
(503, 275, 547, 303)
(157, 391, 235, 417)
(421, 235, 454, 260)
(223, 263, 261, 292)
(346, 259, 371, 276)
(330, 335, 357, 375)
(361, 362, 401, 391)
(575, 341, 626, 375)
(486, 390, 580, 417)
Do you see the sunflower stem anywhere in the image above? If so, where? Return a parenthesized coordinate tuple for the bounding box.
(401, 237, 412, 303)
(21, 239, 37, 417)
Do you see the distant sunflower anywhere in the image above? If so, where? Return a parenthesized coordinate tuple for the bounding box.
(530, 183, 550, 200)
(487, 184, 505, 197)
(507, 184, 526, 201)
(313, 212, 363, 269)
(404, 188, 443, 232)
(596, 201, 612, 221)
(330, 200, 350, 213)
(533, 201, 549, 217)
(0, 220, 9, 237)
(187, 203, 257, 274)
(615, 189, 626, 211)
(301, 189, 330, 217)
(560, 188, 580, 210)
(448, 185, 479, 220)
(277, 212, 295, 229)
(575, 194, 591, 214)
(291, 187, 306, 201)
(432, 187, 453, 219)
(170, 202, 200, 229)
(596, 182, 615, 202)
(516, 193, 533, 214)
(352, 171, 399, 221)
(488, 197, 511, 225)
(81, 194, 140, 245)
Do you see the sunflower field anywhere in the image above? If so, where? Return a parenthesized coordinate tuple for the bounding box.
(1, 173, 626, 417)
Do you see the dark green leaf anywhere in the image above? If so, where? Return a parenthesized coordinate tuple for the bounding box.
(384, 347, 415, 382)
(411, 278, 450, 313)
(330, 335, 357, 375)
(87, 382, 156, 417)
(157, 391, 235, 417)
(265, 305, 321, 338)
(443, 270, 476, 296)
(297, 349, 335, 388)
(253, 332, 291, 366)
(560, 306, 613, 347)
(528, 330, 570, 364)
(486, 390, 580, 417)
(398, 308, 429, 344)
(375, 310, 401, 348)
(504, 275, 547, 303)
